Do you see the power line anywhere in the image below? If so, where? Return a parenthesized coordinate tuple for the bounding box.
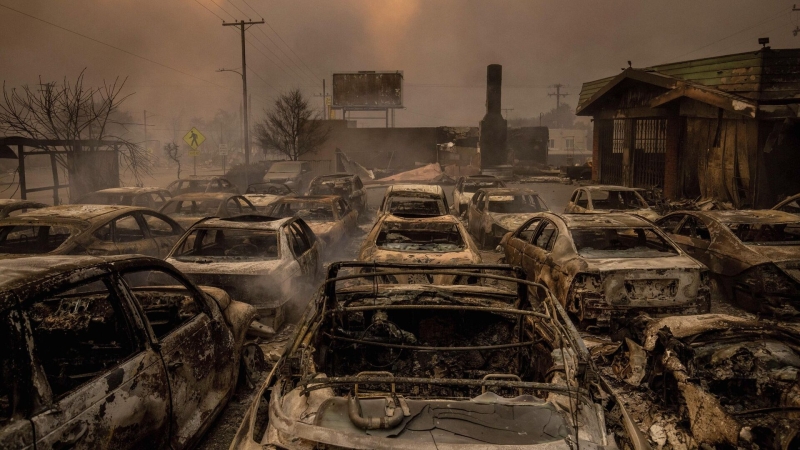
(192, 0, 224, 21)
(236, 0, 322, 81)
(208, 0, 236, 20)
(247, 33, 310, 84)
(253, 26, 318, 84)
(0, 2, 241, 96)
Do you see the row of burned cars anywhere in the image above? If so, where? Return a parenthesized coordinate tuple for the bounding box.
(2, 171, 800, 449)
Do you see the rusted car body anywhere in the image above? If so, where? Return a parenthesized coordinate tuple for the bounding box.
(358, 213, 481, 283)
(75, 187, 172, 210)
(0, 205, 184, 258)
(308, 173, 368, 214)
(166, 215, 321, 330)
(0, 255, 256, 449)
(166, 175, 239, 196)
(229, 262, 649, 450)
(773, 192, 800, 215)
(378, 184, 450, 217)
(565, 185, 659, 221)
(0, 200, 47, 219)
(243, 183, 294, 213)
(452, 174, 506, 215)
(656, 210, 800, 316)
(159, 192, 257, 228)
(466, 187, 550, 248)
(264, 195, 358, 253)
(613, 314, 800, 449)
(501, 212, 710, 328)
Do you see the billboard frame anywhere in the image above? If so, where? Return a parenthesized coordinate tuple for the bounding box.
(330, 71, 404, 111)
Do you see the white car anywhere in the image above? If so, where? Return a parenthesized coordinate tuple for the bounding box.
(377, 184, 450, 217)
(564, 185, 660, 221)
(166, 215, 321, 329)
(452, 174, 506, 215)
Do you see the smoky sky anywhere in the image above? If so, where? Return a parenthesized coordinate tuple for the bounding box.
(0, 0, 797, 143)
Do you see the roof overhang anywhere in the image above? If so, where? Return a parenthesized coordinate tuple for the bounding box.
(576, 68, 679, 116)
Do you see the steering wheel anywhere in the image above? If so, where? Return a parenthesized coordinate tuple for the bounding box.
(225, 243, 259, 256)
(603, 240, 627, 250)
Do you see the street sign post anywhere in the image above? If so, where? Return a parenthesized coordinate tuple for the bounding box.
(183, 127, 205, 175)
(219, 144, 229, 173)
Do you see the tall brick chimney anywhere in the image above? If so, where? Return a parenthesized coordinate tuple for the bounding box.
(479, 64, 508, 168)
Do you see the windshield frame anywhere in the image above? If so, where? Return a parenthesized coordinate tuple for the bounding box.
(171, 227, 281, 261)
(570, 226, 680, 259)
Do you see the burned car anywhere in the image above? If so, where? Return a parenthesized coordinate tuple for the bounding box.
(308, 173, 368, 214)
(0, 199, 47, 219)
(166, 215, 321, 330)
(452, 174, 506, 215)
(565, 185, 659, 221)
(774, 192, 800, 215)
(656, 210, 800, 316)
(0, 255, 256, 449)
(166, 175, 239, 196)
(264, 195, 358, 252)
(75, 186, 172, 210)
(502, 212, 710, 328)
(0, 205, 184, 258)
(612, 314, 800, 449)
(159, 192, 257, 228)
(378, 184, 450, 217)
(466, 187, 550, 248)
(244, 183, 294, 213)
(229, 262, 648, 450)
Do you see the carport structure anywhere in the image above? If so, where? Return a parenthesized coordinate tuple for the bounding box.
(0, 137, 122, 205)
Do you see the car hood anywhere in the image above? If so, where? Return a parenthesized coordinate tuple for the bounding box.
(308, 221, 339, 238)
(493, 213, 538, 232)
(363, 247, 481, 265)
(566, 253, 704, 274)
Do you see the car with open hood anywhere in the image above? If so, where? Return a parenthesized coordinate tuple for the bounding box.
(0, 255, 257, 449)
(656, 209, 800, 317)
(501, 212, 710, 329)
(263, 195, 358, 253)
(565, 185, 659, 221)
(0, 205, 184, 258)
(228, 261, 650, 450)
(308, 173, 368, 214)
(608, 314, 800, 449)
(452, 174, 506, 215)
(358, 213, 481, 283)
(166, 175, 239, 196)
(378, 184, 450, 217)
(466, 187, 549, 248)
(166, 215, 321, 330)
(0, 199, 47, 219)
(158, 192, 257, 228)
(75, 186, 172, 210)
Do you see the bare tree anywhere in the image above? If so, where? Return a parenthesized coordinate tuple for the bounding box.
(163, 142, 182, 179)
(254, 89, 329, 161)
(0, 70, 150, 180)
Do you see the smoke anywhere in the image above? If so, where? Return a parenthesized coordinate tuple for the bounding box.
(1, 0, 792, 137)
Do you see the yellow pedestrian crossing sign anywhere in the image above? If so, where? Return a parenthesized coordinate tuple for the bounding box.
(183, 127, 206, 151)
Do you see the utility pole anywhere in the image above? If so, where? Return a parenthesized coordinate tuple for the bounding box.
(548, 84, 569, 128)
(223, 19, 264, 186)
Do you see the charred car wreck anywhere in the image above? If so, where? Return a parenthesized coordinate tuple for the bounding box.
(230, 262, 648, 449)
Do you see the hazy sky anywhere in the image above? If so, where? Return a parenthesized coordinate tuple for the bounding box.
(1, 0, 798, 142)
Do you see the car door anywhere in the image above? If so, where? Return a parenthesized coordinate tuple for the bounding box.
(120, 267, 235, 449)
(353, 177, 366, 211)
(292, 219, 321, 277)
(337, 198, 358, 234)
(112, 213, 160, 257)
(573, 190, 590, 213)
(467, 192, 485, 237)
(523, 220, 558, 282)
(236, 196, 257, 214)
(673, 215, 716, 268)
(141, 212, 184, 258)
(82, 222, 121, 255)
(505, 218, 542, 267)
(27, 276, 170, 449)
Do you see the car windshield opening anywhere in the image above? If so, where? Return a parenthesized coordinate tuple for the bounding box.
(309, 180, 352, 196)
(571, 227, 678, 258)
(269, 163, 300, 174)
(162, 199, 222, 216)
(725, 222, 800, 245)
(173, 228, 279, 260)
(376, 223, 465, 252)
(0, 225, 75, 254)
(387, 196, 444, 216)
(246, 184, 291, 195)
(463, 180, 502, 193)
(488, 195, 547, 213)
(590, 190, 647, 210)
(267, 202, 334, 221)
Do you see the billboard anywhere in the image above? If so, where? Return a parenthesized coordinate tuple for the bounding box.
(332, 71, 403, 109)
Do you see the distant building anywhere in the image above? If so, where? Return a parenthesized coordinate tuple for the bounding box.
(577, 47, 800, 207)
(546, 128, 590, 167)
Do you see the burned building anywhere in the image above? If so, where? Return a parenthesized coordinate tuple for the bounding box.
(577, 47, 800, 207)
(479, 64, 508, 169)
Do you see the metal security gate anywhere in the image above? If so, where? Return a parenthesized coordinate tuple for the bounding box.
(632, 119, 666, 188)
(599, 119, 624, 185)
